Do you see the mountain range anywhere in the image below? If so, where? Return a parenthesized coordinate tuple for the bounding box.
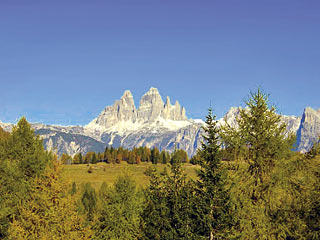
(0, 87, 319, 156)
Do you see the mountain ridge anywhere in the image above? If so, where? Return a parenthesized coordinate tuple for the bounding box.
(0, 88, 319, 156)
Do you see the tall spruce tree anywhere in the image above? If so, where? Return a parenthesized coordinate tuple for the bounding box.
(141, 152, 195, 240)
(194, 108, 233, 240)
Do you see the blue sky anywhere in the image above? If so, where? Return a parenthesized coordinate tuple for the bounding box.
(0, 0, 319, 125)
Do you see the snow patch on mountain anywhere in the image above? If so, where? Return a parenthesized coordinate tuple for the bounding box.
(86, 117, 193, 135)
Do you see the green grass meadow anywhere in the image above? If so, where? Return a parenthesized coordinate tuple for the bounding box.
(63, 162, 199, 191)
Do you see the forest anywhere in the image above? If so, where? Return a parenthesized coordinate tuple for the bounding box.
(0, 89, 319, 240)
(60, 143, 189, 166)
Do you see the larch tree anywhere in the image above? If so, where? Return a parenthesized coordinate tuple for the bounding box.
(220, 89, 296, 239)
(0, 117, 52, 238)
(7, 158, 93, 240)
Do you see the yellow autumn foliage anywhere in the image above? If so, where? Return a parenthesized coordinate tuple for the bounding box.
(7, 160, 93, 240)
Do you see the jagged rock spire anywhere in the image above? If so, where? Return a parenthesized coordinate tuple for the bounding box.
(94, 87, 188, 128)
(94, 90, 137, 128)
(137, 87, 164, 122)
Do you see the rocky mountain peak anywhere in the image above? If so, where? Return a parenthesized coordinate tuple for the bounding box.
(121, 90, 134, 100)
(221, 107, 242, 126)
(88, 87, 189, 132)
(296, 107, 320, 152)
(139, 87, 163, 106)
(120, 90, 135, 110)
(165, 96, 171, 106)
(137, 87, 164, 122)
(90, 90, 137, 129)
(302, 107, 320, 123)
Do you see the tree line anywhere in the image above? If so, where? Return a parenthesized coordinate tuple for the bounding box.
(60, 145, 189, 165)
(0, 89, 319, 239)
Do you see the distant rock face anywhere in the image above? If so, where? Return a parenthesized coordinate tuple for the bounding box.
(161, 96, 187, 121)
(137, 87, 164, 122)
(94, 90, 137, 128)
(36, 128, 106, 156)
(84, 87, 198, 155)
(218, 107, 242, 127)
(89, 87, 187, 131)
(296, 107, 320, 152)
(0, 88, 319, 156)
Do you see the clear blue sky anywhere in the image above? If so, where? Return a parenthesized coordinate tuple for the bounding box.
(0, 0, 319, 125)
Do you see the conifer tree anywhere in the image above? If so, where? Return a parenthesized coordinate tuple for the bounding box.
(0, 117, 52, 238)
(222, 89, 295, 185)
(220, 89, 296, 239)
(10, 117, 50, 177)
(92, 153, 97, 164)
(194, 108, 233, 240)
(151, 147, 160, 164)
(95, 175, 143, 240)
(160, 150, 169, 164)
(81, 183, 97, 220)
(0, 127, 9, 152)
(141, 152, 195, 239)
(79, 152, 83, 164)
(7, 158, 92, 239)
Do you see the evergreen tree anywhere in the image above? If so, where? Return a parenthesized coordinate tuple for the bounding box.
(160, 150, 169, 164)
(171, 149, 188, 163)
(95, 175, 143, 240)
(190, 151, 201, 165)
(127, 151, 135, 164)
(141, 153, 195, 239)
(92, 153, 98, 164)
(81, 183, 97, 220)
(194, 108, 234, 240)
(145, 147, 151, 162)
(151, 147, 160, 164)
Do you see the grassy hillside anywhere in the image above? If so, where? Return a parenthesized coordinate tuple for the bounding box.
(63, 162, 199, 190)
